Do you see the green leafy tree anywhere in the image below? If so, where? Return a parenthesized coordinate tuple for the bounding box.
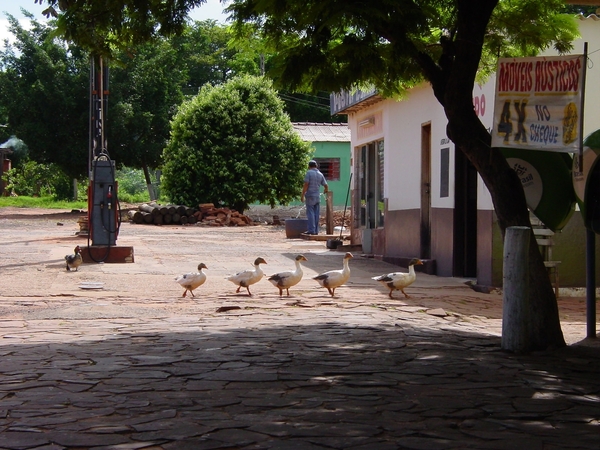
(279, 90, 344, 123)
(0, 13, 89, 179)
(0, 12, 186, 185)
(108, 37, 186, 194)
(171, 19, 262, 95)
(162, 74, 311, 212)
(229, 25, 343, 122)
(39, 0, 207, 58)
(228, 0, 579, 350)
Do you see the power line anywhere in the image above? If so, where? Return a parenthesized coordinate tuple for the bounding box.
(279, 93, 330, 107)
(279, 93, 331, 111)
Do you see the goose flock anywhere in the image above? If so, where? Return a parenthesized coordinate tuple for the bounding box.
(63, 245, 423, 299)
(171, 253, 423, 299)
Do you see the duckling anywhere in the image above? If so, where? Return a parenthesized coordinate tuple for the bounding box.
(65, 245, 83, 271)
(372, 258, 423, 298)
(175, 263, 208, 298)
(226, 257, 267, 296)
(268, 254, 307, 297)
(313, 252, 353, 297)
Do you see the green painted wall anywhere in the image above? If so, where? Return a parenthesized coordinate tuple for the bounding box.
(309, 141, 352, 207)
(253, 140, 351, 209)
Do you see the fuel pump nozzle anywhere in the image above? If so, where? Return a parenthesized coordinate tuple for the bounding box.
(107, 185, 113, 210)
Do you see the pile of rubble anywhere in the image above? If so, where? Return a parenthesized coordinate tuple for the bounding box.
(192, 203, 255, 227)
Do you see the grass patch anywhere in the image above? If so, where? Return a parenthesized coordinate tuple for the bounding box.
(0, 196, 88, 210)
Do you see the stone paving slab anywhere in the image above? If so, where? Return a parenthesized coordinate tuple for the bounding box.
(0, 209, 599, 449)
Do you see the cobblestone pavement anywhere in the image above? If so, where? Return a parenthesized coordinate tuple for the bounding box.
(0, 208, 599, 449)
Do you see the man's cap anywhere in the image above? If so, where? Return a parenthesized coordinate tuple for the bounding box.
(308, 160, 317, 167)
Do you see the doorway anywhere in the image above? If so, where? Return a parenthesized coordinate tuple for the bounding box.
(357, 141, 384, 253)
(421, 124, 431, 259)
(453, 149, 478, 277)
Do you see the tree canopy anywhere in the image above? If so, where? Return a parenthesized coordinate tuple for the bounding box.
(227, 0, 580, 350)
(0, 12, 89, 179)
(162, 74, 311, 211)
(37, 0, 207, 57)
(108, 37, 186, 172)
(0, 12, 336, 180)
(228, 0, 577, 97)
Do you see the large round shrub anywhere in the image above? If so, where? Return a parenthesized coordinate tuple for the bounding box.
(162, 75, 311, 212)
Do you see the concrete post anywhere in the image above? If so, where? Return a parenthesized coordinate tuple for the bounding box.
(502, 226, 531, 353)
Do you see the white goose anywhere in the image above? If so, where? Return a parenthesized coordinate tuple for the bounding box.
(313, 252, 353, 297)
(227, 257, 267, 296)
(268, 254, 308, 297)
(372, 258, 423, 298)
(175, 263, 208, 298)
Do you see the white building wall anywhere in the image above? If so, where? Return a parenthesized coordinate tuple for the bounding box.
(367, 79, 495, 212)
(341, 15, 600, 281)
(473, 81, 496, 211)
(352, 85, 453, 212)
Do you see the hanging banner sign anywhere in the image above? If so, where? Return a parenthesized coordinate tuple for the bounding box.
(491, 55, 585, 152)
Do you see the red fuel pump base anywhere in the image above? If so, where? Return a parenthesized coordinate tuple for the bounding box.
(81, 246, 135, 264)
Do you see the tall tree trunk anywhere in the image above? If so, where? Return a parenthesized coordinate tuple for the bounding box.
(142, 162, 157, 201)
(430, 0, 566, 350)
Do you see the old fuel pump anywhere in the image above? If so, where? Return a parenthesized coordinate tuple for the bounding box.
(90, 158, 117, 245)
(88, 56, 119, 251)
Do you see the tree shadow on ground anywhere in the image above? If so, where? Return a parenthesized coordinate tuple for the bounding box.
(0, 318, 599, 449)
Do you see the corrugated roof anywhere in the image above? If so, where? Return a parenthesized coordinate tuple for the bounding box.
(578, 13, 600, 20)
(292, 122, 351, 142)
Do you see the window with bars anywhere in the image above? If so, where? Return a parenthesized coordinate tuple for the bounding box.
(314, 158, 341, 181)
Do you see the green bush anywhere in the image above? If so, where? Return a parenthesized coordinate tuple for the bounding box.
(113, 166, 165, 204)
(76, 179, 89, 202)
(162, 75, 310, 212)
(116, 167, 147, 196)
(3, 160, 73, 200)
(0, 162, 169, 205)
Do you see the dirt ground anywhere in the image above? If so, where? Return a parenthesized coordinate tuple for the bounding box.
(0, 206, 598, 349)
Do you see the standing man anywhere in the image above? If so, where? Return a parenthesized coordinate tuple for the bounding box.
(301, 160, 328, 235)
